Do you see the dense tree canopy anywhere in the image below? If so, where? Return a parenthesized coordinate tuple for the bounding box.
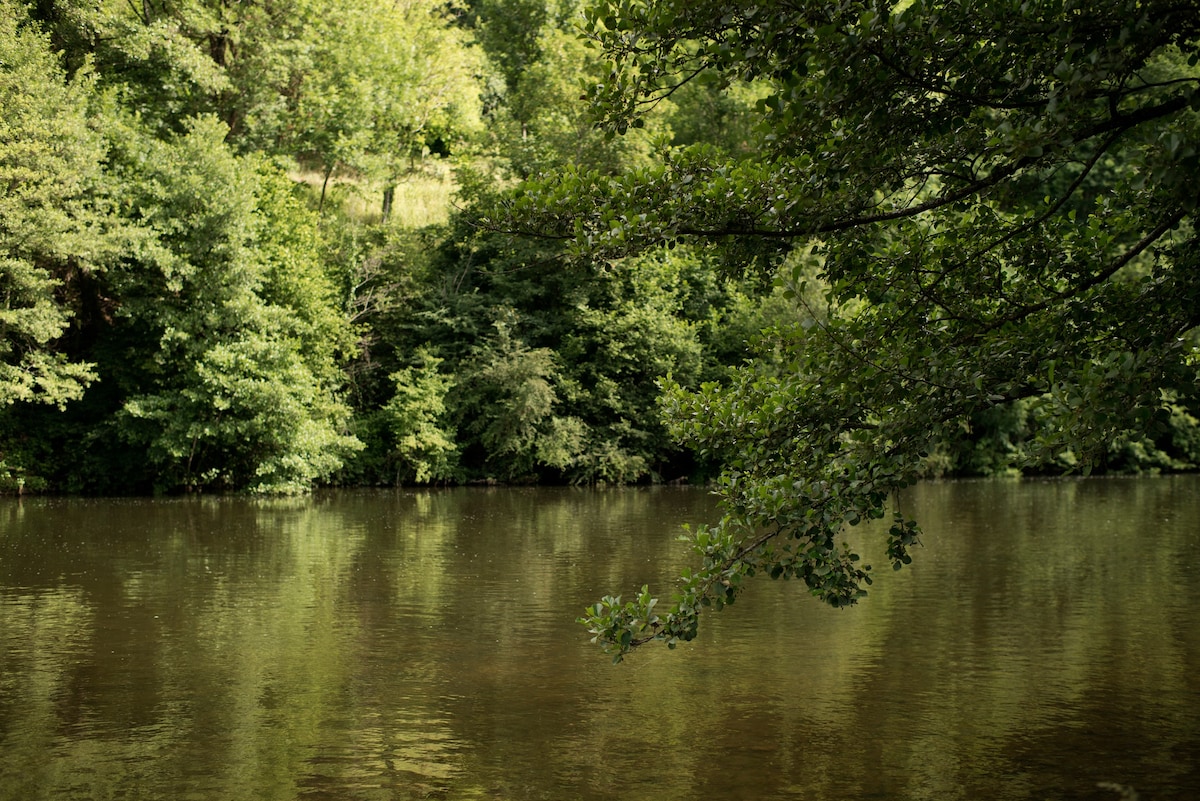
(3, 0, 1197, 519)
(482, 0, 1200, 659)
(1, 0, 776, 492)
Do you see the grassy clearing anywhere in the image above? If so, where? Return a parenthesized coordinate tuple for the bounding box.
(386, 168, 457, 228)
(288, 162, 457, 228)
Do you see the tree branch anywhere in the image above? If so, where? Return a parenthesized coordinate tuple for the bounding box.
(973, 206, 1189, 337)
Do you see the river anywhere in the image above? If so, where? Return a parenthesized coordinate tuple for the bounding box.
(1, 477, 1198, 800)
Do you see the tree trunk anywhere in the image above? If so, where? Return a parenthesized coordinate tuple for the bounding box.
(381, 185, 395, 223)
(319, 166, 332, 215)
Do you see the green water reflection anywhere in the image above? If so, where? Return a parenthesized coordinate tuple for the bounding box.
(0, 479, 1197, 800)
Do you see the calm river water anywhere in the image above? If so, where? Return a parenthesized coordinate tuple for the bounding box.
(1, 477, 1198, 801)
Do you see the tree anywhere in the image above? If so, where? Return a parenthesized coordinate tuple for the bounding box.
(347, 205, 773, 487)
(0, 0, 111, 486)
(280, 0, 487, 215)
(496, 21, 669, 178)
(350, 0, 487, 220)
(466, 0, 563, 93)
(381, 348, 458, 484)
(94, 115, 360, 493)
(24, 0, 234, 134)
(486, 0, 1200, 659)
(26, 0, 487, 215)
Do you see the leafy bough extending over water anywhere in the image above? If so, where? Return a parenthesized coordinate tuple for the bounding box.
(582, 497, 921, 662)
(487, 0, 1200, 660)
(578, 316, 942, 662)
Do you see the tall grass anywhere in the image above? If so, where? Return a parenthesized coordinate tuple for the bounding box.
(385, 170, 457, 228)
(288, 162, 457, 228)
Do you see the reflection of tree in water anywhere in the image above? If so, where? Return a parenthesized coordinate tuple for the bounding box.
(1, 482, 1198, 800)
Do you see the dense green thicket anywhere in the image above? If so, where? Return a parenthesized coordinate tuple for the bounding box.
(1, 0, 1197, 500)
(338, 220, 795, 486)
(0, 0, 784, 492)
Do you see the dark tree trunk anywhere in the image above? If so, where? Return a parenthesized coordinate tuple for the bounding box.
(381, 185, 395, 223)
(319, 166, 332, 215)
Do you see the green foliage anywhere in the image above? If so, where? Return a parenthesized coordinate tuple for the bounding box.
(10, 0, 773, 494)
(27, 0, 232, 133)
(10, 0, 1196, 526)
(112, 118, 359, 492)
(479, 0, 1200, 658)
(662, 76, 768, 156)
(382, 349, 459, 484)
(28, 0, 488, 210)
(356, 200, 781, 485)
(925, 387, 1200, 477)
(332, 183, 785, 485)
(487, 14, 671, 178)
(0, 0, 103, 411)
(456, 317, 577, 480)
(283, 0, 488, 198)
(467, 0, 572, 93)
(53, 113, 361, 494)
